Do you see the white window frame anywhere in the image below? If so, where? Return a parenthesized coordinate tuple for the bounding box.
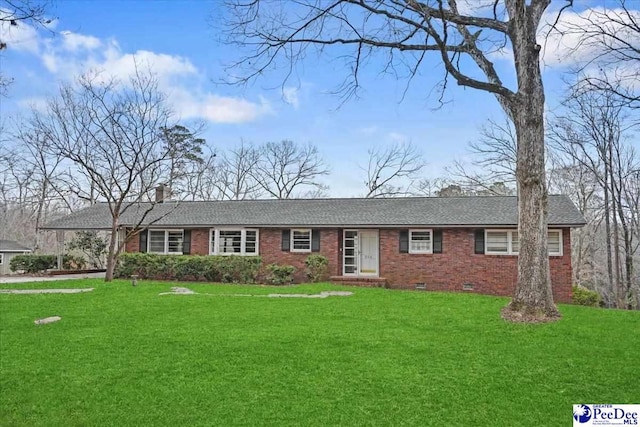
(485, 229, 563, 256)
(291, 229, 312, 253)
(485, 229, 515, 255)
(116, 228, 127, 252)
(409, 229, 433, 254)
(547, 230, 563, 257)
(0, 253, 3, 265)
(148, 229, 184, 255)
(209, 228, 259, 256)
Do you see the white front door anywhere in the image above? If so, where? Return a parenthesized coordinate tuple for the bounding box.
(343, 230, 379, 276)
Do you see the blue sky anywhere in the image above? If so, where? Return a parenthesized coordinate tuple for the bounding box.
(1, 0, 632, 196)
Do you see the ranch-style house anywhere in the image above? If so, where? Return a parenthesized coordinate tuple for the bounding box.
(43, 195, 586, 302)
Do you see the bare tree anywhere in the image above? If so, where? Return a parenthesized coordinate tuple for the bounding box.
(223, 0, 569, 319)
(559, 1, 640, 108)
(549, 83, 639, 308)
(180, 147, 219, 201)
(0, 146, 37, 243)
(0, 123, 70, 251)
(251, 140, 329, 199)
(362, 142, 425, 198)
(0, 0, 51, 95)
(31, 69, 175, 281)
(455, 117, 518, 189)
(215, 141, 264, 200)
(12, 120, 68, 251)
(415, 177, 449, 197)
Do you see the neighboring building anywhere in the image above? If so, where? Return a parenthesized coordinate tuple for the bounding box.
(0, 240, 33, 275)
(42, 196, 586, 302)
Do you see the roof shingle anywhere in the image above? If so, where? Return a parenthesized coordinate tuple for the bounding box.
(41, 195, 587, 230)
(0, 240, 33, 252)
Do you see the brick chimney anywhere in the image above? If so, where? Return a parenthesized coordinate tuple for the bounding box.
(155, 184, 170, 203)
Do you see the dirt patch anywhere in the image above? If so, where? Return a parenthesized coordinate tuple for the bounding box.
(500, 306, 562, 324)
(0, 288, 94, 294)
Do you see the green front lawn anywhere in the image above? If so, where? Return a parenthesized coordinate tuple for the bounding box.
(1, 280, 638, 426)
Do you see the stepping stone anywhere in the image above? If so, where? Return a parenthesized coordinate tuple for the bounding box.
(34, 316, 61, 325)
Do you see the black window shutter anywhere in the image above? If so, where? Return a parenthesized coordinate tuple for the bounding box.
(433, 230, 443, 253)
(281, 230, 291, 251)
(182, 230, 191, 255)
(474, 229, 485, 254)
(311, 230, 321, 252)
(399, 230, 409, 253)
(139, 229, 148, 253)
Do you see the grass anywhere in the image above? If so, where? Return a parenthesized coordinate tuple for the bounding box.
(1, 279, 639, 426)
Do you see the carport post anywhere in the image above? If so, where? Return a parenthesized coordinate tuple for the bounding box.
(56, 230, 65, 270)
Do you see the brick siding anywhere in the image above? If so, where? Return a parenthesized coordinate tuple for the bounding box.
(123, 226, 573, 303)
(378, 228, 572, 303)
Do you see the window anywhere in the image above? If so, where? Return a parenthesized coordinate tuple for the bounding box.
(486, 231, 510, 254)
(547, 230, 563, 256)
(291, 229, 311, 252)
(409, 229, 432, 254)
(485, 229, 563, 256)
(116, 228, 127, 251)
(148, 230, 184, 254)
(0, 253, 3, 265)
(210, 229, 259, 255)
(245, 230, 257, 254)
(218, 230, 242, 254)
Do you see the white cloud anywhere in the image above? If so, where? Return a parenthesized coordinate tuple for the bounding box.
(282, 86, 300, 108)
(171, 88, 273, 123)
(388, 132, 409, 143)
(0, 19, 40, 53)
(10, 21, 272, 124)
(482, 6, 640, 71)
(357, 125, 379, 135)
(540, 7, 640, 67)
(60, 31, 101, 52)
(17, 96, 48, 111)
(101, 49, 198, 83)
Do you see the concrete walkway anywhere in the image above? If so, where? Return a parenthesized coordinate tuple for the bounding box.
(0, 272, 105, 284)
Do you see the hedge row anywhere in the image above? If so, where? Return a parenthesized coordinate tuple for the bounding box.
(9, 254, 87, 273)
(114, 253, 262, 283)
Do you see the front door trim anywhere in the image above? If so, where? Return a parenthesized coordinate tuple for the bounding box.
(343, 229, 379, 276)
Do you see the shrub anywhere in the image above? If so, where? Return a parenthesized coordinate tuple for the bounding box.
(62, 255, 87, 270)
(9, 254, 88, 273)
(10, 255, 57, 273)
(265, 264, 296, 286)
(114, 253, 261, 283)
(572, 285, 601, 307)
(305, 254, 328, 282)
(66, 231, 107, 268)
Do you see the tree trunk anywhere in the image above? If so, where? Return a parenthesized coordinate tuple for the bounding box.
(105, 217, 119, 282)
(504, 5, 559, 320)
(602, 158, 614, 303)
(606, 139, 623, 308)
(508, 102, 558, 318)
(34, 180, 48, 253)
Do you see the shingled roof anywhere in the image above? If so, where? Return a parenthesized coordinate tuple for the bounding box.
(0, 240, 33, 252)
(41, 195, 586, 230)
